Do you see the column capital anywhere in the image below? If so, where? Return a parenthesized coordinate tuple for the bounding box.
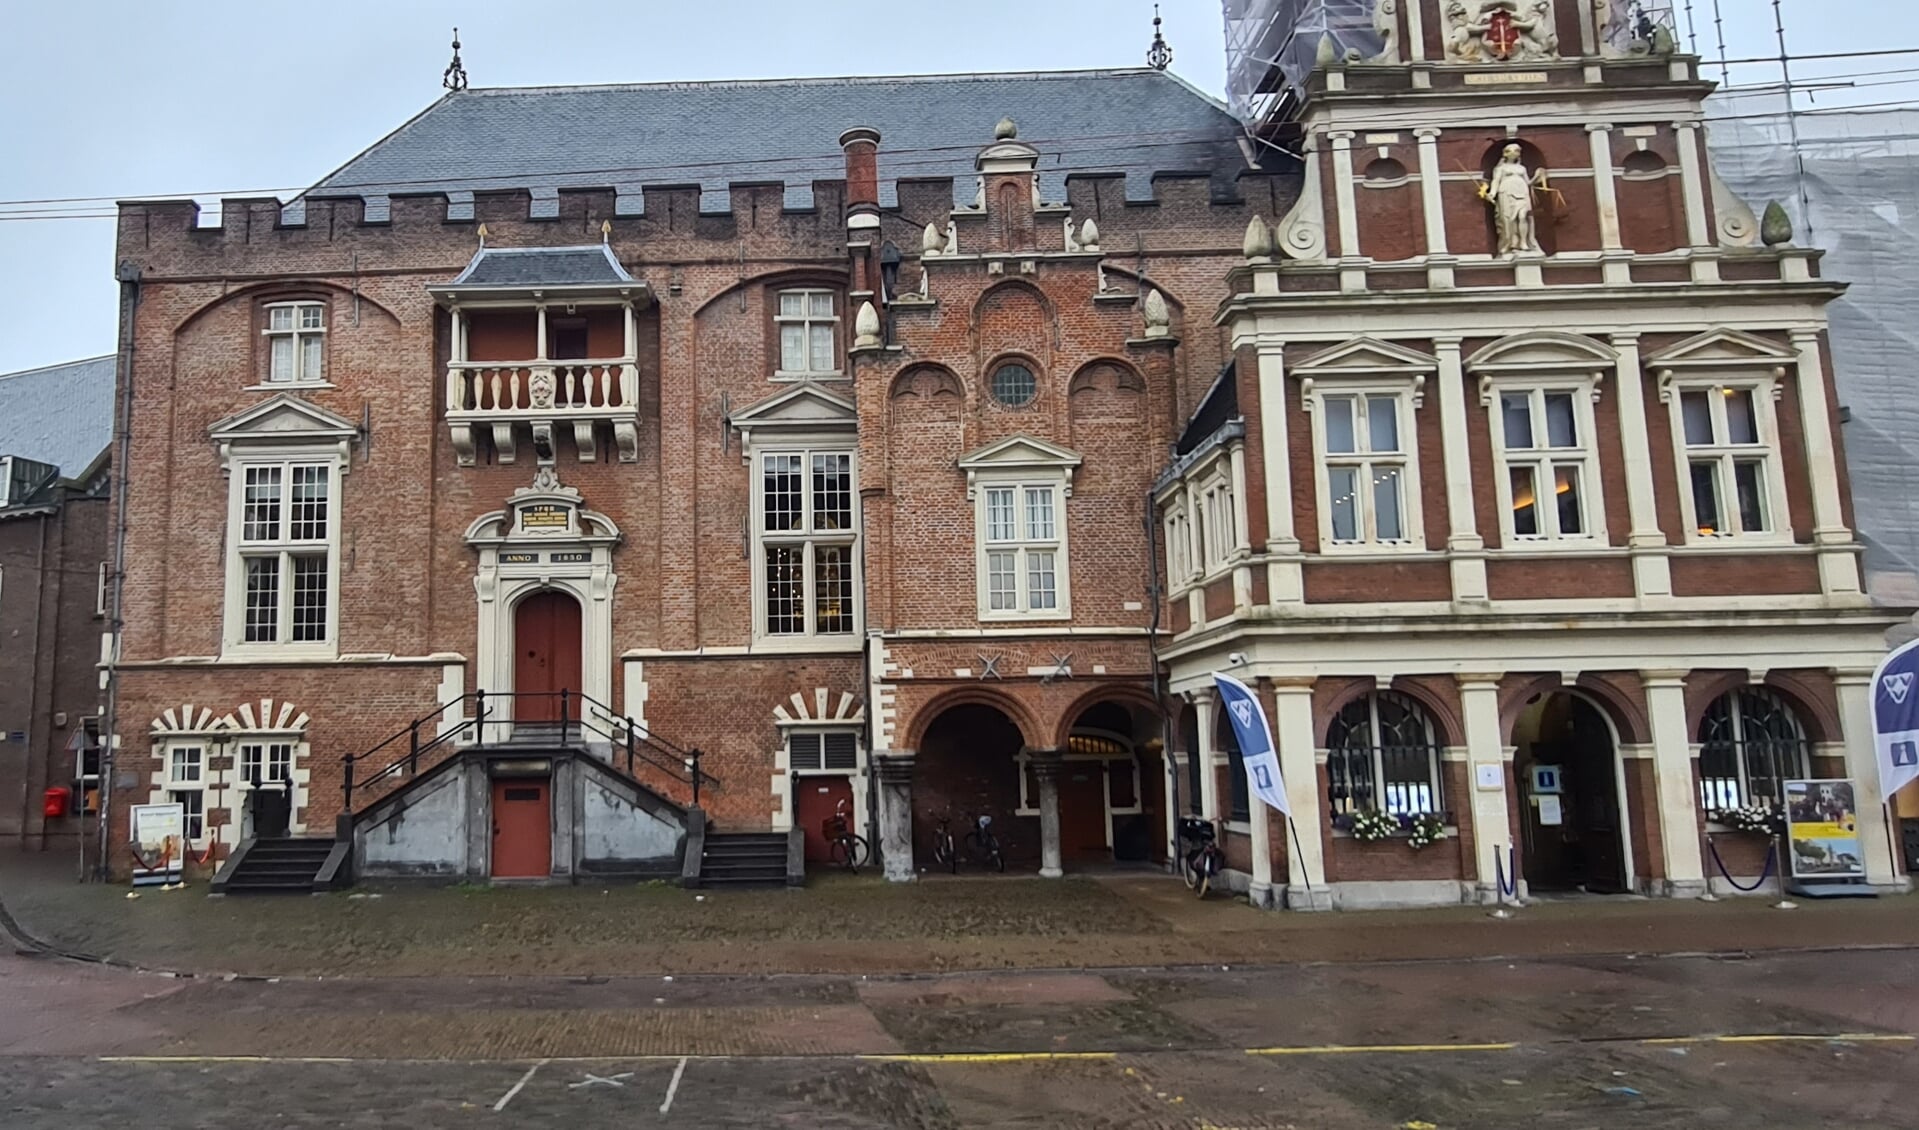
(1585, 122, 1615, 134)
(1028, 748, 1065, 779)
(1832, 667, 1878, 687)
(1328, 131, 1356, 145)
(1671, 119, 1701, 133)
(1610, 331, 1643, 348)
(1272, 676, 1317, 693)
(1414, 126, 1443, 140)
(1790, 328, 1823, 346)
(1640, 669, 1690, 689)
(1432, 335, 1465, 354)
(1456, 673, 1505, 690)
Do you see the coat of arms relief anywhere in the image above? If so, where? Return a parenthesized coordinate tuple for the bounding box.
(1444, 0, 1560, 63)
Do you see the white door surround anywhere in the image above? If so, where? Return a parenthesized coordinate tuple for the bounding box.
(466, 468, 621, 736)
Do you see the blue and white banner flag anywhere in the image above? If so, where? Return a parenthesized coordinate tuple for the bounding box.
(1871, 637, 1919, 801)
(1213, 672, 1290, 816)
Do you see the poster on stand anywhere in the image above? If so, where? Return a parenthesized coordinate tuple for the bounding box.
(1783, 779, 1865, 880)
(129, 802, 186, 886)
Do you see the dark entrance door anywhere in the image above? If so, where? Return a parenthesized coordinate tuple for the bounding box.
(1060, 763, 1109, 861)
(514, 591, 583, 722)
(1522, 696, 1628, 893)
(491, 778, 552, 878)
(796, 776, 854, 864)
(250, 781, 291, 839)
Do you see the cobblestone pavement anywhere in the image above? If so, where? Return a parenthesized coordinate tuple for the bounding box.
(6, 943, 1919, 1126)
(8, 846, 1919, 978)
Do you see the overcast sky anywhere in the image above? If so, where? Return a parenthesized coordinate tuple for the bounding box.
(0, 0, 1909, 374)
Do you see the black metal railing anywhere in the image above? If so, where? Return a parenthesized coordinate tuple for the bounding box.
(342, 688, 716, 814)
(1327, 743, 1444, 819)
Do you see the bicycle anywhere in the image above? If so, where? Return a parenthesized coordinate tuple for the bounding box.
(825, 798, 869, 872)
(962, 813, 1006, 873)
(1177, 816, 1223, 898)
(931, 812, 958, 873)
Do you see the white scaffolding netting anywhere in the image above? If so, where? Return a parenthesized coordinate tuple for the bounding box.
(1224, 0, 1380, 124)
(1710, 92, 1919, 599)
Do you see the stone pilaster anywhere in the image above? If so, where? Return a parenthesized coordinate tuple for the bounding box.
(875, 752, 916, 883)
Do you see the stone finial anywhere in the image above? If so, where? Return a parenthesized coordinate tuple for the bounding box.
(1078, 218, 1101, 253)
(853, 300, 882, 349)
(600, 218, 612, 244)
(1243, 214, 1274, 261)
(994, 117, 1018, 141)
(922, 221, 945, 256)
(1142, 288, 1171, 338)
(1761, 200, 1794, 247)
(1316, 33, 1338, 67)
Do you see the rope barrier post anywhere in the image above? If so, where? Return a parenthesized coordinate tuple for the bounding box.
(1773, 828, 1797, 909)
(1698, 822, 1721, 901)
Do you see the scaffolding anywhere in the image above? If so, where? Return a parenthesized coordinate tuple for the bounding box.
(1224, 0, 1379, 126)
(1709, 92, 1919, 599)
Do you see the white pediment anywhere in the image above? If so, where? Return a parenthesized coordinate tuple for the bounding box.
(210, 394, 361, 445)
(1294, 337, 1438, 375)
(1644, 328, 1798, 369)
(730, 382, 857, 455)
(957, 434, 1082, 497)
(1467, 331, 1616, 372)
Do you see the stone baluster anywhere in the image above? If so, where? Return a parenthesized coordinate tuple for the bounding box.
(489, 369, 503, 412)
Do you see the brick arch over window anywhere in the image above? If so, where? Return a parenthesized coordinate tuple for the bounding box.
(1066, 359, 1146, 421)
(888, 364, 965, 403)
(171, 279, 399, 337)
(1050, 683, 1161, 750)
(1315, 676, 1464, 749)
(903, 686, 1044, 752)
(972, 280, 1057, 368)
(1687, 671, 1840, 745)
(1498, 673, 1651, 746)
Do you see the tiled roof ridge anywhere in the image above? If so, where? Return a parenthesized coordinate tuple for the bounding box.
(0, 354, 115, 383)
(458, 66, 1170, 98)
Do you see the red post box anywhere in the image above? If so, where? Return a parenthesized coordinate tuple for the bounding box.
(43, 787, 70, 819)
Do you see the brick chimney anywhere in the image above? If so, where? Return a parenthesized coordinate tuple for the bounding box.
(839, 127, 882, 230)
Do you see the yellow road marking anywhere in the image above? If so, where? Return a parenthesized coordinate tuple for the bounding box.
(858, 1052, 1118, 1064)
(1247, 1042, 1518, 1056)
(1640, 1033, 1916, 1046)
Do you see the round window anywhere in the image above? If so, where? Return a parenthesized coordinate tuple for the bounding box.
(991, 363, 1037, 407)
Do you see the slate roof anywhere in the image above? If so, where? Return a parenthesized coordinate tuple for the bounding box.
(310, 68, 1258, 213)
(448, 244, 637, 288)
(0, 355, 115, 476)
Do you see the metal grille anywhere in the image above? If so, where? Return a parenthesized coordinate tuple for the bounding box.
(1698, 687, 1810, 811)
(790, 730, 859, 771)
(1326, 691, 1443, 818)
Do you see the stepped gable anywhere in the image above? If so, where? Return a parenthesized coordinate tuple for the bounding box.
(307, 68, 1259, 213)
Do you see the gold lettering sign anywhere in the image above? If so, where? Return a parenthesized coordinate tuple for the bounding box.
(550, 551, 591, 564)
(500, 552, 538, 565)
(1463, 71, 1548, 85)
(519, 503, 571, 532)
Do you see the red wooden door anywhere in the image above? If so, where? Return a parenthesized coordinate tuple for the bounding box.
(1060, 763, 1109, 860)
(514, 591, 582, 722)
(491, 779, 552, 878)
(795, 777, 853, 863)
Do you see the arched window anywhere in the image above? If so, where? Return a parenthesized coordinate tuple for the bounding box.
(1698, 688, 1810, 812)
(1327, 691, 1443, 818)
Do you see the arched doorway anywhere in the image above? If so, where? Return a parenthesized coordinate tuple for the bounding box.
(1058, 701, 1157, 865)
(1513, 693, 1630, 893)
(916, 702, 1031, 866)
(514, 590, 583, 722)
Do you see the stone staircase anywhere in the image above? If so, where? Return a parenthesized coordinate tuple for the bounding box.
(697, 831, 791, 887)
(212, 837, 337, 895)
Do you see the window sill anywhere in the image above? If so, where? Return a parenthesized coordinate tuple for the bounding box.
(771, 371, 847, 382)
(219, 643, 340, 662)
(1329, 826, 1459, 840)
(977, 610, 1074, 624)
(245, 381, 336, 393)
(1673, 536, 1804, 553)
(748, 634, 865, 655)
(1487, 539, 1624, 557)
(1313, 544, 1438, 560)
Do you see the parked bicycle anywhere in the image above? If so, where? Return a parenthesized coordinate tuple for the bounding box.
(1177, 816, 1223, 898)
(825, 798, 869, 872)
(931, 811, 959, 873)
(962, 813, 1006, 873)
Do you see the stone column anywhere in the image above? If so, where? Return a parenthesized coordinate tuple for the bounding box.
(1642, 671, 1706, 896)
(1246, 680, 1279, 909)
(1673, 121, 1711, 248)
(1791, 331, 1864, 595)
(1587, 124, 1623, 250)
(1255, 343, 1304, 604)
(875, 753, 917, 883)
(1415, 129, 1448, 255)
(1459, 675, 1515, 904)
(1834, 671, 1910, 890)
(1434, 337, 1488, 601)
(1611, 334, 1673, 600)
(1274, 679, 1331, 909)
(1193, 694, 1220, 821)
(1032, 749, 1065, 878)
(1329, 131, 1360, 261)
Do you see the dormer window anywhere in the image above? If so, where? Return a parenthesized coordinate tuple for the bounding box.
(776, 289, 840, 378)
(264, 301, 326, 384)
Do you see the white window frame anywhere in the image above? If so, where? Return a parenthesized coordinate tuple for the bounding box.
(1161, 502, 1194, 594)
(261, 301, 329, 386)
(222, 451, 345, 658)
(1662, 374, 1791, 546)
(1304, 378, 1426, 553)
(773, 288, 842, 380)
(237, 739, 294, 786)
(750, 446, 862, 647)
(1483, 375, 1606, 545)
(974, 475, 1071, 620)
(783, 726, 864, 775)
(95, 562, 108, 618)
(162, 741, 208, 843)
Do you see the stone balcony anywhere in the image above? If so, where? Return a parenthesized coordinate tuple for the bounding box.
(445, 358, 641, 465)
